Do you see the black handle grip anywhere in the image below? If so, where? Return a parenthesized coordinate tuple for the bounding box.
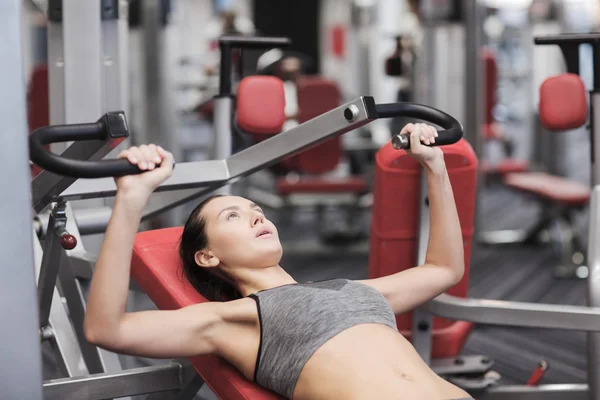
(534, 33, 600, 45)
(219, 35, 291, 49)
(29, 111, 143, 178)
(375, 103, 463, 150)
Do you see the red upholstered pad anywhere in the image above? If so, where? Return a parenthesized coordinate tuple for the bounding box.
(237, 76, 286, 135)
(130, 228, 282, 400)
(504, 172, 590, 206)
(276, 176, 368, 195)
(294, 77, 342, 174)
(480, 159, 529, 175)
(539, 73, 587, 131)
(482, 123, 504, 141)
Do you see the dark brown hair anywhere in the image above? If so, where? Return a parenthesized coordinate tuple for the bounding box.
(178, 194, 242, 301)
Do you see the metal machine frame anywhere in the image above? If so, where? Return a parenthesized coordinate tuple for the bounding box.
(1, 1, 45, 399)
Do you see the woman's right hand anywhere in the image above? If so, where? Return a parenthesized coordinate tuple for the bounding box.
(114, 144, 174, 203)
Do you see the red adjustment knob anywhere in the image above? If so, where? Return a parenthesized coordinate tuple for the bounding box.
(60, 234, 77, 250)
(527, 360, 548, 386)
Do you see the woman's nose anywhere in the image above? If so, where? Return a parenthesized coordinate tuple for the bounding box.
(251, 212, 264, 226)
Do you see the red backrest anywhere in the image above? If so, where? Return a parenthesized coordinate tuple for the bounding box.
(539, 73, 587, 131)
(237, 76, 286, 136)
(368, 139, 478, 359)
(293, 77, 342, 174)
(131, 228, 282, 400)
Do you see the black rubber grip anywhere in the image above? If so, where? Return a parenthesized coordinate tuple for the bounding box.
(29, 111, 143, 178)
(219, 35, 291, 49)
(375, 103, 463, 150)
(534, 33, 600, 45)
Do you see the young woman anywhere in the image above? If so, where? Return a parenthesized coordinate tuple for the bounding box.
(84, 123, 473, 400)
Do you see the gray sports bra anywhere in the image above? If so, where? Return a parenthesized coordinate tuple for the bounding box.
(248, 278, 397, 399)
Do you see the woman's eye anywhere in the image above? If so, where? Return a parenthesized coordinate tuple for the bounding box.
(226, 212, 239, 220)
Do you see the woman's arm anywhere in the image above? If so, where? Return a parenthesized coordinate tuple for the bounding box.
(84, 145, 224, 358)
(360, 124, 465, 314)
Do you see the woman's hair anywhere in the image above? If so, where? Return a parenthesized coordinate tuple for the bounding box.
(178, 194, 242, 302)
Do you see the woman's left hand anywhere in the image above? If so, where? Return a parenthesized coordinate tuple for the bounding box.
(401, 123, 445, 172)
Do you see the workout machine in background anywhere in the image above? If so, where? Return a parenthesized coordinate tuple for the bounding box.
(30, 92, 463, 398)
(369, 35, 600, 400)
(239, 75, 371, 245)
(480, 34, 600, 280)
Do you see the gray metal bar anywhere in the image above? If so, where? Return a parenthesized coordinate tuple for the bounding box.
(57, 251, 104, 374)
(213, 96, 233, 195)
(477, 384, 588, 400)
(411, 171, 433, 364)
(143, 375, 205, 400)
(43, 362, 197, 400)
(463, 0, 485, 234)
(226, 97, 374, 177)
(101, 0, 129, 117)
(61, 159, 229, 201)
(588, 185, 600, 400)
(31, 138, 127, 214)
(0, 2, 44, 398)
(38, 204, 67, 327)
(60, 97, 375, 205)
(592, 92, 600, 187)
(33, 232, 88, 377)
(426, 293, 600, 331)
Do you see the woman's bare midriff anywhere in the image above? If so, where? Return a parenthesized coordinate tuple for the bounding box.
(292, 324, 470, 400)
(216, 299, 470, 400)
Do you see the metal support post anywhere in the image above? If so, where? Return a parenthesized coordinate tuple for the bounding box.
(0, 2, 44, 398)
(463, 0, 484, 234)
(411, 172, 433, 364)
(587, 186, 600, 400)
(46, 0, 129, 384)
(33, 231, 88, 378)
(38, 202, 69, 327)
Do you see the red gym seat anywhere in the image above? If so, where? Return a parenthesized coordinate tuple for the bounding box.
(502, 74, 590, 205)
(278, 77, 367, 194)
(131, 228, 283, 400)
(368, 139, 479, 358)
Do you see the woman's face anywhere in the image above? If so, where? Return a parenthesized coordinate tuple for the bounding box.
(199, 196, 283, 269)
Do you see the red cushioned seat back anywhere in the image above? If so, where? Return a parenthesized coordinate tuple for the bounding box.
(539, 73, 587, 131)
(293, 77, 342, 174)
(237, 76, 286, 136)
(131, 227, 281, 400)
(368, 139, 478, 359)
(482, 48, 497, 126)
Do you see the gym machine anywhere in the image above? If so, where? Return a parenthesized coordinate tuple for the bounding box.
(477, 34, 599, 280)
(31, 89, 600, 400)
(30, 90, 464, 399)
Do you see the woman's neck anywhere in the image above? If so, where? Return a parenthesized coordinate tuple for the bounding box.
(230, 265, 297, 297)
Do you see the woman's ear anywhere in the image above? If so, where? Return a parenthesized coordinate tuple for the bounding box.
(194, 250, 220, 268)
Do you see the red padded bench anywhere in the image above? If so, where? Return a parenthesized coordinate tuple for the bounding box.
(131, 227, 283, 400)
